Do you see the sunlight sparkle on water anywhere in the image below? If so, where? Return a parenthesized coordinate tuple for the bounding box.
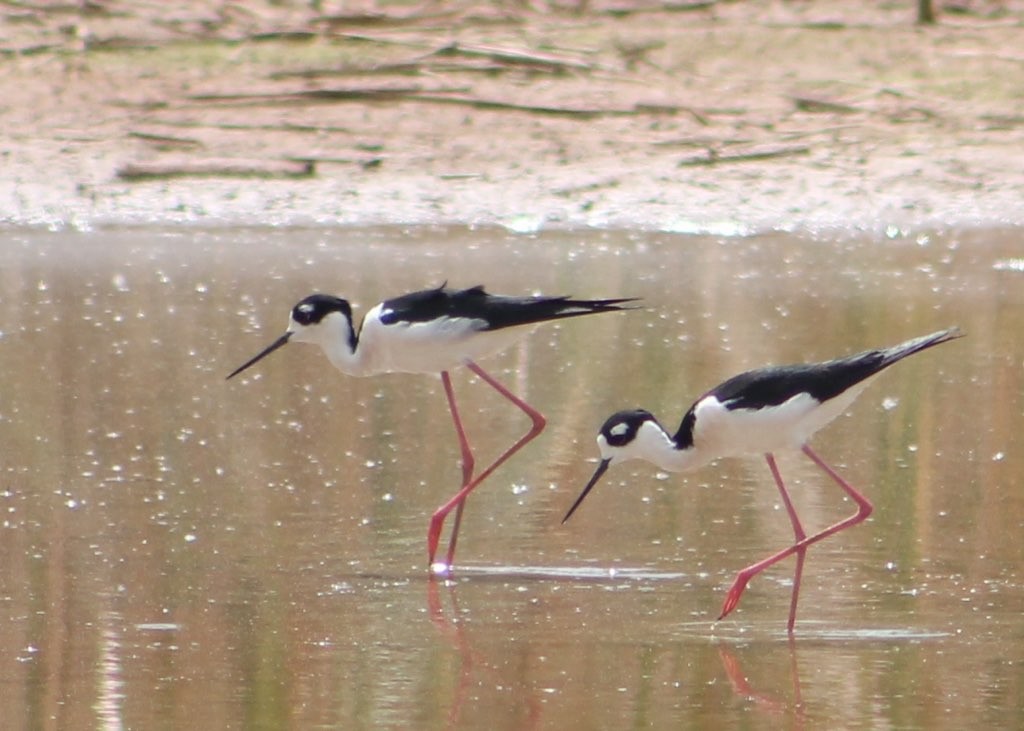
(661, 218, 753, 237)
(993, 258, 1024, 272)
(502, 214, 546, 234)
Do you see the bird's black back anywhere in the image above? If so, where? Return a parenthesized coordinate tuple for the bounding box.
(379, 284, 636, 331)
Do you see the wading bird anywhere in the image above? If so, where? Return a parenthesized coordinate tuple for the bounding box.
(562, 328, 962, 632)
(229, 283, 635, 572)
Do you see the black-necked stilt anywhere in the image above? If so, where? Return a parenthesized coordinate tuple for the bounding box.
(228, 283, 636, 573)
(561, 327, 962, 632)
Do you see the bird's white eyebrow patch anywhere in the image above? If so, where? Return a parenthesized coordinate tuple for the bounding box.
(297, 303, 314, 314)
(609, 422, 630, 437)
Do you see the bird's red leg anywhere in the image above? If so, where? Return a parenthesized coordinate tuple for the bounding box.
(787, 548, 807, 633)
(429, 371, 477, 573)
(799, 443, 874, 541)
(718, 445, 874, 629)
(767, 453, 808, 634)
(427, 360, 546, 570)
(718, 453, 808, 629)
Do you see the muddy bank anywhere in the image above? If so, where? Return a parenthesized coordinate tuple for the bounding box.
(1, 1, 1022, 233)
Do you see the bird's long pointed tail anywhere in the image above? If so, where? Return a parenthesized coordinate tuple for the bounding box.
(880, 327, 963, 369)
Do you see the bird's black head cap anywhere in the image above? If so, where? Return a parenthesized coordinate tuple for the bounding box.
(600, 409, 656, 447)
(292, 294, 352, 327)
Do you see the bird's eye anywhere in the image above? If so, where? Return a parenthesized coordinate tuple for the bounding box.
(604, 421, 637, 447)
(293, 303, 316, 325)
(609, 422, 630, 437)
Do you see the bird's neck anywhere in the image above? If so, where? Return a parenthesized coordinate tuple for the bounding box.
(635, 419, 711, 473)
(316, 315, 365, 376)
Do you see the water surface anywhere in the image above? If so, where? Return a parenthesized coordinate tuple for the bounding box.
(0, 226, 1020, 729)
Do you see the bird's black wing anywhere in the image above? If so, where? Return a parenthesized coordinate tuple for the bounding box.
(710, 353, 888, 411)
(379, 284, 636, 330)
(712, 327, 963, 411)
(377, 284, 471, 326)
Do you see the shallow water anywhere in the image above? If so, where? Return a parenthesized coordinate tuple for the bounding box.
(0, 226, 1021, 729)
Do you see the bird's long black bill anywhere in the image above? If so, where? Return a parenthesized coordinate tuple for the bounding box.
(562, 459, 611, 524)
(226, 333, 291, 380)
